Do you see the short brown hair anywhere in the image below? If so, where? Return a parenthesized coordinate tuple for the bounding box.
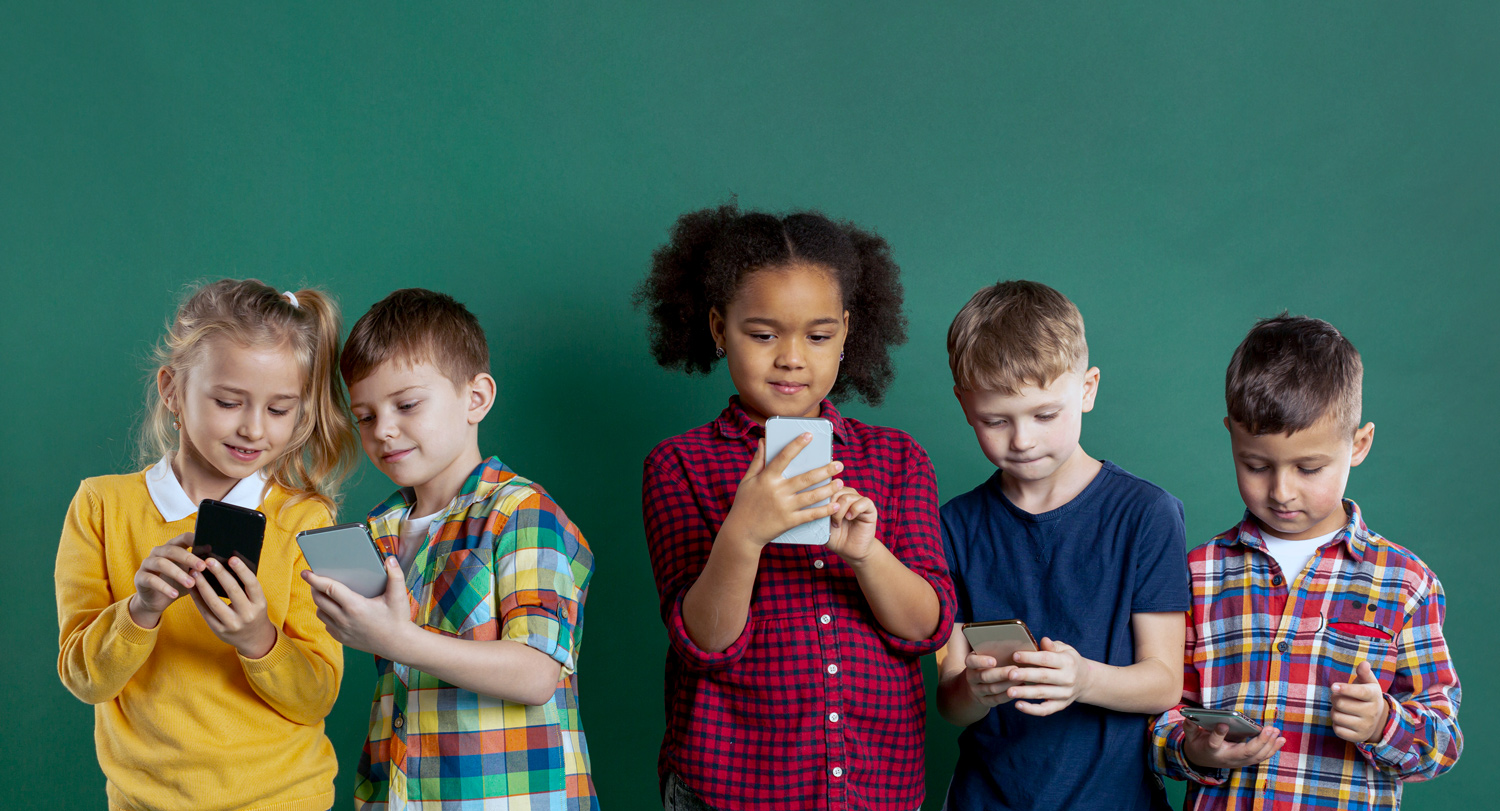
(947, 280, 1088, 394)
(340, 289, 489, 387)
(1226, 313, 1362, 435)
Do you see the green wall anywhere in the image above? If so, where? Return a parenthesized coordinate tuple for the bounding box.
(4, 4, 1495, 808)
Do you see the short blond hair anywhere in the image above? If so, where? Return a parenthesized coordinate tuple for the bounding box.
(947, 280, 1088, 394)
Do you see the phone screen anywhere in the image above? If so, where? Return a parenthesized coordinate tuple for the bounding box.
(193, 500, 266, 599)
(764, 417, 833, 545)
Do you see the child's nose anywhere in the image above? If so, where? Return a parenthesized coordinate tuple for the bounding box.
(1269, 470, 1295, 504)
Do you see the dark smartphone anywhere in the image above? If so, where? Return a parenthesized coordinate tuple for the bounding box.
(193, 499, 266, 599)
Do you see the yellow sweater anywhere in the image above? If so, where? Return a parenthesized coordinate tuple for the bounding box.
(56, 470, 344, 811)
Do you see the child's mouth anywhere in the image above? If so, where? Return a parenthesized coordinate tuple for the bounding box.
(770, 382, 807, 395)
(383, 448, 414, 463)
(226, 444, 263, 462)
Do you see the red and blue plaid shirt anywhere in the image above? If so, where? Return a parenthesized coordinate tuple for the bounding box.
(643, 398, 956, 811)
(1151, 500, 1462, 810)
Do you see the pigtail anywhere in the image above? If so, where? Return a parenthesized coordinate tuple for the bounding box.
(266, 288, 358, 512)
(830, 225, 906, 406)
(635, 204, 741, 374)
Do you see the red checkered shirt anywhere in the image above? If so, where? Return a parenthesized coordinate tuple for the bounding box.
(642, 398, 956, 811)
(1150, 500, 1462, 810)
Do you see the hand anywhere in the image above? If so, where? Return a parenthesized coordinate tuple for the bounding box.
(1183, 720, 1286, 769)
(1005, 637, 1093, 716)
(1330, 661, 1390, 743)
(304, 556, 413, 660)
(128, 532, 206, 628)
(721, 435, 845, 548)
(188, 556, 276, 659)
(825, 486, 879, 566)
(964, 651, 1022, 707)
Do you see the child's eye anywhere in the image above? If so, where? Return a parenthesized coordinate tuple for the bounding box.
(749, 333, 774, 342)
(214, 399, 238, 409)
(1036, 412, 1058, 421)
(398, 401, 420, 411)
(1244, 464, 1269, 474)
(268, 407, 290, 417)
(984, 419, 1008, 428)
(808, 334, 831, 343)
(1298, 466, 1324, 475)
(354, 414, 374, 424)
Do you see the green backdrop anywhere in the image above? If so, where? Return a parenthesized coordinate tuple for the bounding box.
(4, 3, 1495, 809)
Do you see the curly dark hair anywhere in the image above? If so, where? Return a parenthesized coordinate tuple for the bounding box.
(634, 203, 908, 405)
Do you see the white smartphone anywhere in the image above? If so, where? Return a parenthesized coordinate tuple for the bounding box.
(764, 416, 834, 545)
(296, 523, 390, 598)
(1180, 707, 1264, 743)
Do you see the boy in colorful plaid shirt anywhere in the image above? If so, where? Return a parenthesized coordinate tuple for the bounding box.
(1150, 314, 1462, 810)
(304, 289, 597, 810)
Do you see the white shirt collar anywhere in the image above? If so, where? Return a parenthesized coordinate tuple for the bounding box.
(145, 456, 270, 522)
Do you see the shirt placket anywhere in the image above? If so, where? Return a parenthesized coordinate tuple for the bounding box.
(808, 547, 849, 810)
(389, 672, 411, 809)
(1251, 545, 1299, 811)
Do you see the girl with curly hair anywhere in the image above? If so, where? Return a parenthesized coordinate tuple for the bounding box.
(636, 204, 957, 811)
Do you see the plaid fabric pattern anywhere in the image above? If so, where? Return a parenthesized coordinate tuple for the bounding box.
(643, 397, 957, 811)
(355, 457, 597, 811)
(1151, 500, 1462, 810)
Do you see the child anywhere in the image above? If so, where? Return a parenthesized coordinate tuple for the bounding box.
(1150, 314, 1462, 809)
(935, 280, 1190, 811)
(55, 279, 357, 811)
(636, 204, 957, 811)
(302, 288, 597, 810)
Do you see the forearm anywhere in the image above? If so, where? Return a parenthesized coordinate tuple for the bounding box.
(241, 627, 343, 724)
(58, 599, 159, 704)
(1080, 655, 1181, 713)
(937, 666, 992, 727)
(850, 539, 940, 642)
(388, 628, 563, 706)
(680, 527, 762, 653)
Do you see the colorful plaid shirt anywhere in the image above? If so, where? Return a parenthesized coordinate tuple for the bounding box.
(1151, 500, 1462, 810)
(642, 398, 957, 811)
(354, 457, 597, 811)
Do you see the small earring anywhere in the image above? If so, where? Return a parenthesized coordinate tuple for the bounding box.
(839, 352, 844, 361)
(715, 346, 725, 358)
(170, 412, 182, 430)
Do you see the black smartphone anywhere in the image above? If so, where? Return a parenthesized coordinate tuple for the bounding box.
(193, 499, 266, 599)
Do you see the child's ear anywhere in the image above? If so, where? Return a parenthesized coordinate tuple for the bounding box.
(1349, 422, 1375, 467)
(1079, 366, 1101, 413)
(707, 307, 726, 353)
(156, 366, 178, 412)
(466, 373, 497, 425)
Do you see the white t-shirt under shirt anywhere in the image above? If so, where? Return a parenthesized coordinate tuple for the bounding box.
(397, 508, 443, 574)
(1262, 528, 1341, 583)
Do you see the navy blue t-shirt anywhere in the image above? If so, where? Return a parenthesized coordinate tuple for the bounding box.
(941, 461, 1190, 811)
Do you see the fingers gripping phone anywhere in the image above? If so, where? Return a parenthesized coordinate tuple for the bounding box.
(296, 523, 390, 598)
(764, 416, 834, 545)
(193, 499, 266, 599)
(961, 619, 1039, 667)
(1180, 707, 1264, 743)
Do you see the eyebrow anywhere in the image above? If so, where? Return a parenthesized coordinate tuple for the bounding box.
(742, 316, 842, 328)
(974, 401, 1065, 419)
(1236, 451, 1334, 464)
(211, 385, 300, 401)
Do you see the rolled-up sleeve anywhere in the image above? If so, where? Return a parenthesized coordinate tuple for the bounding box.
(869, 441, 955, 656)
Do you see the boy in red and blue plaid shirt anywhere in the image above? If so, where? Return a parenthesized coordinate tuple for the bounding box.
(1150, 314, 1462, 810)
(305, 289, 597, 810)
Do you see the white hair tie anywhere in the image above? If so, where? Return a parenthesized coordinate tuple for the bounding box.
(283, 291, 299, 308)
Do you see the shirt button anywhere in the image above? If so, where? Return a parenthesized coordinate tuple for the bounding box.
(1366, 604, 1377, 612)
(393, 716, 404, 729)
(1271, 575, 1284, 586)
(1352, 599, 1364, 609)
(813, 559, 825, 569)
(820, 614, 832, 625)
(829, 712, 840, 723)
(1277, 641, 1289, 653)
(827, 663, 839, 675)
(831, 766, 844, 778)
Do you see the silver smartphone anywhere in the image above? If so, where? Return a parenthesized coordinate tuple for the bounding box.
(1180, 707, 1264, 743)
(764, 416, 833, 545)
(296, 523, 390, 598)
(960, 619, 1039, 705)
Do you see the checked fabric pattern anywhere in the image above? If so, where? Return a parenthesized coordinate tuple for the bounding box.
(355, 457, 597, 811)
(643, 397, 956, 811)
(1151, 500, 1462, 810)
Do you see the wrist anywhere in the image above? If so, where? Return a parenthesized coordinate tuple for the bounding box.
(127, 595, 162, 629)
(236, 620, 277, 660)
(1364, 696, 1392, 743)
(843, 536, 888, 572)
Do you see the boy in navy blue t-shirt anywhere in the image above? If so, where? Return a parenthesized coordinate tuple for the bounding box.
(936, 280, 1191, 811)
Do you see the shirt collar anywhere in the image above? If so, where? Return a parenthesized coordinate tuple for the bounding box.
(1218, 498, 1371, 560)
(712, 395, 850, 444)
(145, 455, 269, 522)
(367, 455, 514, 549)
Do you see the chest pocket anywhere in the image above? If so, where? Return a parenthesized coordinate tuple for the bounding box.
(421, 548, 494, 637)
(1317, 596, 1401, 685)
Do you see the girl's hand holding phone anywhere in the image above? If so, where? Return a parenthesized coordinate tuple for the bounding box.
(723, 435, 845, 548)
(826, 486, 879, 566)
(129, 532, 206, 628)
(189, 556, 276, 659)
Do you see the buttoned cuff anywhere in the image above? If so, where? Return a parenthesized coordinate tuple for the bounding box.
(1165, 720, 1230, 786)
(1356, 693, 1409, 772)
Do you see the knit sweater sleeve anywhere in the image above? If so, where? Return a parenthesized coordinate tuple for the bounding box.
(239, 501, 344, 726)
(56, 481, 159, 704)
